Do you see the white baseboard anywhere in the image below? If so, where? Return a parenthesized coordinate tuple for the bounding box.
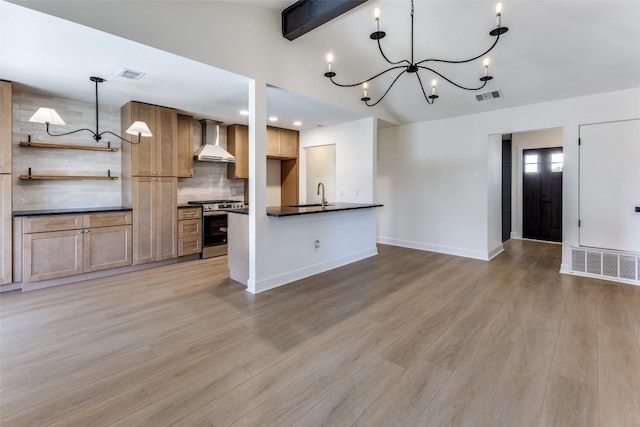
(510, 232, 521, 239)
(563, 269, 640, 287)
(488, 245, 504, 260)
(559, 263, 570, 274)
(250, 247, 379, 294)
(377, 237, 493, 261)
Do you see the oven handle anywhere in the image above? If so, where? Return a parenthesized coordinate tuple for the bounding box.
(203, 212, 229, 216)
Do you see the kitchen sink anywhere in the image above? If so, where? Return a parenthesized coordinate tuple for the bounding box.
(288, 203, 333, 208)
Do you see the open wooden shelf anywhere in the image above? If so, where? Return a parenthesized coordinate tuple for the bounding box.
(19, 175, 119, 181)
(20, 141, 119, 152)
(19, 168, 118, 181)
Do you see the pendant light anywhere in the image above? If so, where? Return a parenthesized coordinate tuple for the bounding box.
(29, 77, 152, 144)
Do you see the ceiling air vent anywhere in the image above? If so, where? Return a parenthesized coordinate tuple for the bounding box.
(116, 68, 145, 80)
(476, 90, 503, 102)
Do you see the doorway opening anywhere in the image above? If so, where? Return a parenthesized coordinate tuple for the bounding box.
(305, 144, 336, 204)
(522, 147, 563, 242)
(501, 135, 512, 242)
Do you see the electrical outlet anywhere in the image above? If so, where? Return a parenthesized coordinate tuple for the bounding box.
(355, 189, 360, 197)
(314, 240, 320, 249)
(339, 188, 344, 196)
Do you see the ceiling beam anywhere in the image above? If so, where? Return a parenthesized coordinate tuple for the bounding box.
(282, 0, 368, 41)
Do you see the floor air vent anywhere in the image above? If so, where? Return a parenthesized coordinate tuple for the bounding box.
(571, 246, 639, 284)
(476, 90, 502, 102)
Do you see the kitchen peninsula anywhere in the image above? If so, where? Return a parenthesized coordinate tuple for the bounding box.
(227, 203, 382, 293)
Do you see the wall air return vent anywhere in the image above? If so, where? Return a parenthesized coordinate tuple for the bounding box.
(571, 246, 639, 284)
(476, 90, 503, 102)
(116, 68, 145, 80)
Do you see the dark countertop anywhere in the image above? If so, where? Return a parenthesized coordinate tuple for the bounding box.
(13, 206, 132, 217)
(226, 202, 383, 217)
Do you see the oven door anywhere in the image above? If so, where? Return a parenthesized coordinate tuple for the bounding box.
(202, 212, 228, 258)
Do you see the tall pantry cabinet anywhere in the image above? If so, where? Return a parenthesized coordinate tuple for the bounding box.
(121, 101, 178, 264)
(0, 81, 12, 285)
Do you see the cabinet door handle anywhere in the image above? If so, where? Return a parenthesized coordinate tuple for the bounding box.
(635, 207, 640, 213)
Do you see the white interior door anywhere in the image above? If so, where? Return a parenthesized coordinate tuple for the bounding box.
(306, 144, 336, 204)
(579, 119, 640, 252)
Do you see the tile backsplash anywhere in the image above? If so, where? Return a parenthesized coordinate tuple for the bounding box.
(177, 121, 245, 204)
(12, 90, 122, 211)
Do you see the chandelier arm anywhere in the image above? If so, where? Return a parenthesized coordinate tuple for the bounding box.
(417, 66, 489, 91)
(99, 130, 141, 145)
(328, 65, 407, 88)
(416, 34, 501, 66)
(45, 124, 98, 139)
(415, 72, 435, 105)
(365, 69, 408, 107)
(376, 38, 411, 66)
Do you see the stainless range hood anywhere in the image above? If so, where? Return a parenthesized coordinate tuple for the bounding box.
(195, 119, 236, 163)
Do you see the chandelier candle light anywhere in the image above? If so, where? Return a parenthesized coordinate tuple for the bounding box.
(324, 0, 509, 106)
(29, 77, 152, 145)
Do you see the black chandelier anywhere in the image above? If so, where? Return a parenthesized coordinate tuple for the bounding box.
(29, 77, 152, 145)
(323, 0, 509, 106)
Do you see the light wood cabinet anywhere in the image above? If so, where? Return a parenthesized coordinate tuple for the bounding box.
(177, 114, 194, 178)
(122, 101, 177, 177)
(177, 207, 202, 257)
(84, 225, 132, 273)
(21, 211, 132, 283)
(279, 128, 299, 158)
(267, 126, 298, 159)
(131, 177, 177, 264)
(266, 126, 281, 158)
(23, 229, 83, 282)
(227, 124, 249, 179)
(1, 80, 12, 174)
(1, 175, 12, 285)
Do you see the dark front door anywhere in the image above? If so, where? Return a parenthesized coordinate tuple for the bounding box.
(523, 147, 563, 242)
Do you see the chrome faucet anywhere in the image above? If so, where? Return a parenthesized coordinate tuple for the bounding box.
(317, 182, 327, 208)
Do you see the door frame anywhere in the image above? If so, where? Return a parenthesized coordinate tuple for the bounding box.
(510, 128, 564, 241)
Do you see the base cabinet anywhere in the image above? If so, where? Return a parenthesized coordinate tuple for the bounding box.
(132, 177, 177, 264)
(177, 207, 202, 257)
(23, 229, 83, 282)
(21, 212, 132, 283)
(84, 225, 132, 272)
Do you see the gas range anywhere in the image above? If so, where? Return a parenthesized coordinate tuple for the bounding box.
(187, 199, 244, 215)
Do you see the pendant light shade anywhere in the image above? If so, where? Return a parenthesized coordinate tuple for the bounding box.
(29, 107, 66, 125)
(125, 121, 153, 138)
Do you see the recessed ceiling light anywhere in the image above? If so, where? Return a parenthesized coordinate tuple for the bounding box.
(268, 116, 278, 122)
(293, 121, 302, 126)
(116, 68, 145, 80)
(240, 110, 249, 116)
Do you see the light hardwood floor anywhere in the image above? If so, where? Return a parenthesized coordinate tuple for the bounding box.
(1, 240, 640, 426)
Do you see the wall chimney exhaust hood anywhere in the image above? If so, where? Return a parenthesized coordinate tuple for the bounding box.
(195, 119, 236, 163)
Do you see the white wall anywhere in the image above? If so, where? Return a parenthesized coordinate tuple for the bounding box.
(306, 144, 336, 205)
(377, 88, 640, 270)
(231, 209, 378, 293)
(299, 118, 377, 204)
(510, 127, 563, 239)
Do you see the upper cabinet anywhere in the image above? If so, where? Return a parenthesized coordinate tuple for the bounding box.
(121, 101, 177, 177)
(0, 81, 12, 174)
(176, 114, 194, 178)
(227, 124, 249, 179)
(267, 126, 299, 159)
